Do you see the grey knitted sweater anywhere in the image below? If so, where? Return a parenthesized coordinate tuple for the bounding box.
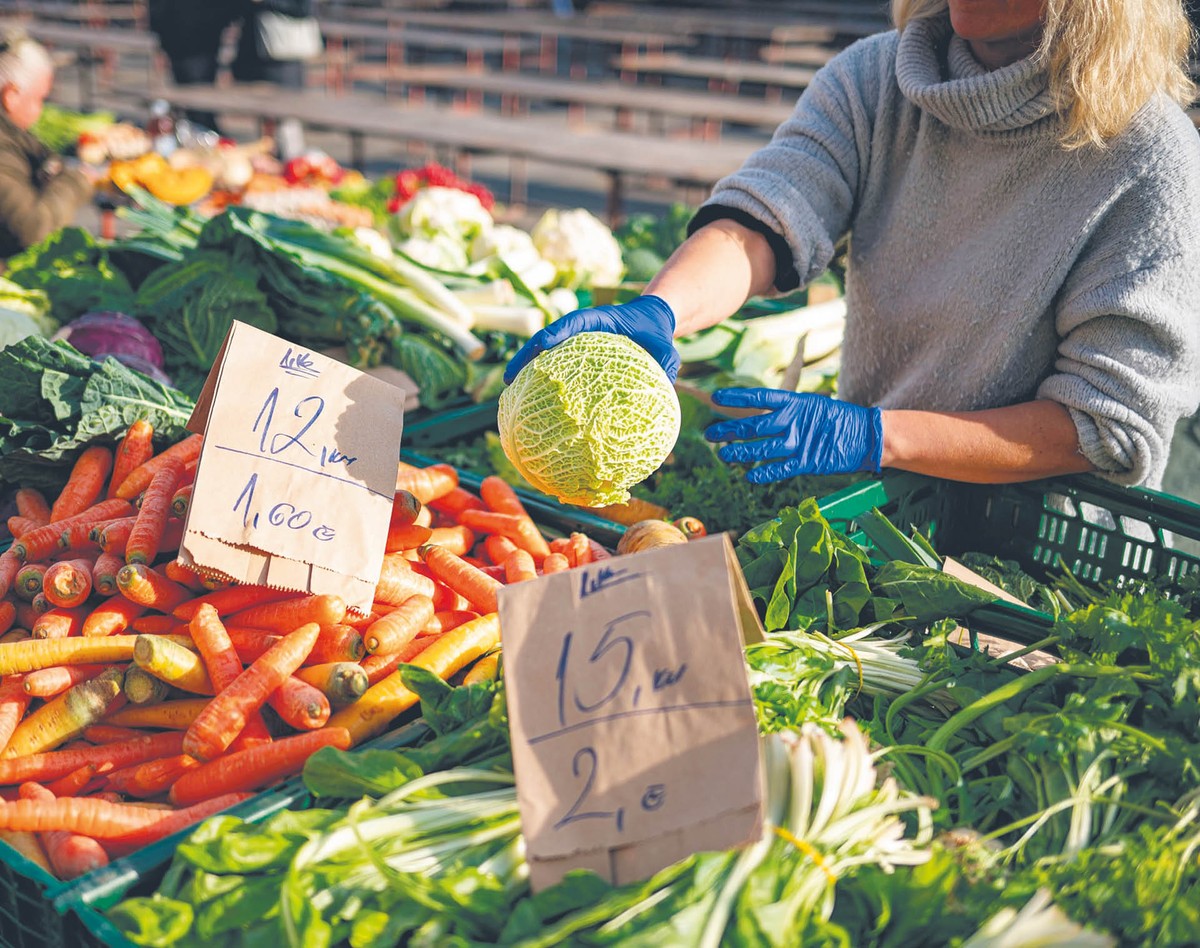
(697, 15, 1200, 487)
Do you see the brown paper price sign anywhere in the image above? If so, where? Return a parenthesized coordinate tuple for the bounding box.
(499, 534, 765, 892)
(180, 321, 407, 613)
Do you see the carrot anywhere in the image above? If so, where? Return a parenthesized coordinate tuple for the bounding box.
(105, 702, 206, 732)
(15, 488, 51, 525)
(23, 664, 109, 699)
(163, 560, 206, 592)
(122, 666, 171, 706)
(462, 652, 501, 686)
(96, 517, 135, 553)
(82, 597, 146, 639)
(225, 594, 346, 634)
(305, 624, 364, 665)
(393, 464, 458, 504)
(418, 545, 503, 614)
(0, 601, 13, 637)
(189, 605, 274, 748)
(0, 634, 193, 676)
(360, 634, 442, 687)
(430, 486, 486, 518)
(14, 562, 47, 601)
(170, 483, 193, 520)
(170, 728, 350, 807)
(222, 626, 280, 664)
(0, 731, 185, 787)
(0, 791, 243, 841)
(32, 607, 87, 640)
(588, 539, 612, 562)
(130, 615, 185, 635)
(567, 533, 593, 567)
(375, 555, 436, 605)
(90, 552, 123, 598)
(503, 549, 538, 584)
(183, 622, 320, 761)
(8, 515, 43, 538)
(342, 606, 386, 630)
(124, 458, 184, 565)
(58, 517, 116, 553)
(389, 489, 422, 527)
(133, 636, 214, 695)
(479, 475, 529, 517)
(0, 828, 51, 873)
(30, 593, 50, 617)
(173, 584, 299, 622)
(42, 559, 93, 609)
(331, 613, 500, 745)
(13, 499, 134, 564)
(107, 421, 155, 499)
(19, 781, 109, 880)
(1, 668, 124, 758)
(50, 446, 113, 522)
(105, 753, 199, 798)
(542, 552, 571, 575)
(0, 677, 31, 755)
(0, 551, 19, 600)
(457, 509, 551, 563)
(12, 601, 38, 631)
(115, 433, 202, 501)
(424, 610, 480, 635)
(115, 564, 190, 612)
(294, 662, 368, 708)
(425, 525, 476, 556)
(364, 594, 434, 655)
(484, 534, 520, 566)
(267, 677, 330, 730)
(385, 522, 433, 553)
(45, 763, 102, 798)
(431, 583, 472, 613)
(83, 725, 144, 744)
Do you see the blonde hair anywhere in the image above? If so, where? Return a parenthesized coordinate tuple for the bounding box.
(891, 0, 1196, 148)
(0, 30, 52, 90)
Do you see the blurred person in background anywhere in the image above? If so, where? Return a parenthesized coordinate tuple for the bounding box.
(0, 31, 91, 258)
(148, 0, 240, 132)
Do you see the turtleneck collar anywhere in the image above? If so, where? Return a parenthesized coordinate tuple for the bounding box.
(895, 15, 1057, 137)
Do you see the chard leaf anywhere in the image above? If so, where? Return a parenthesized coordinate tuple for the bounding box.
(872, 561, 997, 621)
(303, 746, 423, 799)
(107, 895, 196, 948)
(194, 875, 281, 938)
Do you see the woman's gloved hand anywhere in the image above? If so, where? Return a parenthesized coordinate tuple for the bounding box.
(504, 295, 681, 384)
(704, 388, 884, 482)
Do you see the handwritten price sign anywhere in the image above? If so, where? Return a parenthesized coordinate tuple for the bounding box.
(181, 322, 407, 612)
(499, 535, 764, 891)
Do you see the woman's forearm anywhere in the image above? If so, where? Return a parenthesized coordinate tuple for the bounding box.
(645, 219, 778, 337)
(881, 399, 1095, 483)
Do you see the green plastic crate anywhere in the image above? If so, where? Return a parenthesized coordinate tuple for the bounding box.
(818, 472, 1200, 634)
(402, 399, 501, 449)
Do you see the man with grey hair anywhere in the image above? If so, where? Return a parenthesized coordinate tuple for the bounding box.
(0, 30, 91, 258)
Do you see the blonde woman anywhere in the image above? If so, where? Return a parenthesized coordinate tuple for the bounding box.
(507, 0, 1200, 489)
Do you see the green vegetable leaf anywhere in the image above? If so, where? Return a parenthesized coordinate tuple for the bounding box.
(872, 561, 998, 621)
(107, 895, 196, 948)
(303, 746, 424, 799)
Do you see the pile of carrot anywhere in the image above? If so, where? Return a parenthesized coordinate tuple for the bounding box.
(0, 425, 613, 880)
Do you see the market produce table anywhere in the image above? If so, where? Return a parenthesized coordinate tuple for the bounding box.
(118, 83, 759, 220)
(368, 64, 797, 138)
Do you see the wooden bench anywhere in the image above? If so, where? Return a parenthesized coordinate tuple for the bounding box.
(117, 82, 760, 222)
(612, 52, 819, 98)
(0, 1, 142, 27)
(372, 63, 796, 138)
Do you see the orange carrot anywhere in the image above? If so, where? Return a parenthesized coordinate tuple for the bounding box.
(30, 593, 50, 616)
(189, 605, 273, 748)
(425, 525, 475, 556)
(0, 551, 19, 600)
(58, 517, 116, 553)
(95, 517, 135, 553)
(0, 827, 51, 873)
(129, 615, 185, 635)
(294, 663, 368, 708)
(542, 553, 570, 574)
(418, 545, 502, 614)
(223, 626, 281, 664)
(375, 555, 436, 605)
(305, 625, 365, 665)
(14, 562, 48, 601)
(50, 446, 113, 522)
(108, 420, 155, 499)
(170, 729, 349, 807)
(18, 781, 109, 879)
(173, 584, 298, 621)
(457, 509, 551, 563)
(88, 552, 122, 598)
(430, 486, 486, 517)
(170, 483, 192, 520)
(23, 664, 108, 698)
(364, 595, 434, 655)
(567, 533, 593, 567)
(385, 522, 433, 553)
(342, 606, 386, 630)
(393, 464, 458, 504)
(42, 559, 93, 609)
(162, 560, 206, 592)
(124, 458, 184, 565)
(45, 763, 102, 798)
(431, 582, 472, 613)
(32, 607, 87, 640)
(105, 703, 205, 732)
(0, 677, 31, 755)
(183, 622, 320, 761)
(549, 537, 572, 559)
(587, 539, 612, 562)
(414, 505, 433, 528)
(115, 564, 190, 612)
(82, 725, 144, 744)
(225, 594, 346, 634)
(13, 500, 134, 563)
(115, 433, 202, 501)
(0, 602, 13, 637)
(267, 677, 330, 730)
(503, 549, 538, 584)
(7, 515, 43, 538)
(484, 534, 519, 566)
(424, 610, 479, 635)
(0, 733, 186, 788)
(360, 634, 442, 687)
(81, 598, 143, 638)
(15, 488, 51, 525)
(105, 754, 200, 799)
(479, 475, 529, 517)
(389, 489, 422, 528)
(0, 792, 243, 841)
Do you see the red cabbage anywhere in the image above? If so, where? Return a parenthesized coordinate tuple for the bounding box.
(52, 311, 165, 369)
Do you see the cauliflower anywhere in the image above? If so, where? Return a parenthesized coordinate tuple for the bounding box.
(352, 226, 393, 260)
(393, 186, 494, 245)
(470, 224, 557, 289)
(531, 208, 625, 290)
(397, 233, 471, 272)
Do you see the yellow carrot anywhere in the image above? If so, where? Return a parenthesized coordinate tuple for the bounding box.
(122, 666, 171, 706)
(0, 668, 123, 758)
(462, 651, 501, 686)
(0, 635, 195, 676)
(133, 636, 214, 695)
(105, 699, 209, 730)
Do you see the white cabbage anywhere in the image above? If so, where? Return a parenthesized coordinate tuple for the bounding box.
(531, 208, 624, 290)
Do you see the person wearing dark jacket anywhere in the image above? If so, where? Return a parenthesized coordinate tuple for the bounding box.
(231, 0, 314, 88)
(0, 32, 91, 259)
(147, 0, 240, 131)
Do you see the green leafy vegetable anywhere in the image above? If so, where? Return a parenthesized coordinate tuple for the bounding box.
(4, 227, 135, 321)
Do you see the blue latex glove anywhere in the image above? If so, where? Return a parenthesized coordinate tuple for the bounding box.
(504, 295, 680, 384)
(704, 388, 884, 481)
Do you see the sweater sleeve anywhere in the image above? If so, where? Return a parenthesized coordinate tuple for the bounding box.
(0, 145, 91, 253)
(688, 36, 886, 292)
(1037, 153, 1200, 487)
